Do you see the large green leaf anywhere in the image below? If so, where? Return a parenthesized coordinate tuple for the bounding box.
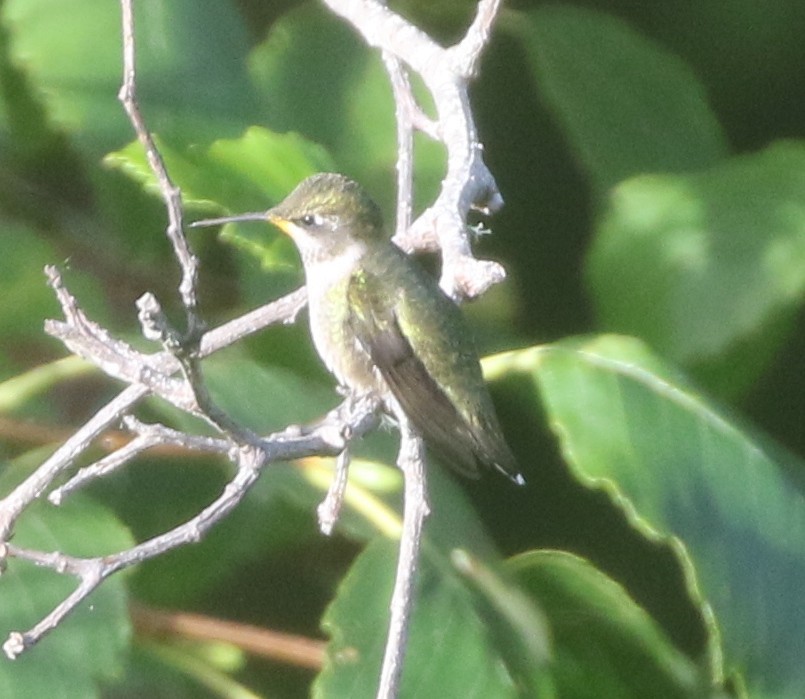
(2, 0, 259, 157)
(0, 452, 134, 698)
(588, 141, 805, 396)
(316, 540, 520, 699)
(106, 127, 334, 217)
(313, 463, 546, 699)
(509, 550, 706, 699)
(509, 5, 727, 194)
(0, 220, 109, 377)
(485, 336, 805, 699)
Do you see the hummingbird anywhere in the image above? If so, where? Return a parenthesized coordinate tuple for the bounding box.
(192, 173, 523, 484)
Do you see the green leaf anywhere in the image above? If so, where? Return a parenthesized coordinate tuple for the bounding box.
(106, 127, 335, 215)
(0, 220, 110, 376)
(0, 452, 134, 698)
(105, 126, 335, 294)
(509, 5, 727, 193)
(450, 549, 553, 697)
(2, 0, 259, 158)
(510, 550, 706, 699)
(316, 544, 519, 699)
(313, 453, 552, 698)
(316, 540, 520, 698)
(486, 336, 805, 698)
(587, 141, 805, 396)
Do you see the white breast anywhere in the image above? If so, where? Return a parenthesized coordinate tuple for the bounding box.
(303, 245, 378, 393)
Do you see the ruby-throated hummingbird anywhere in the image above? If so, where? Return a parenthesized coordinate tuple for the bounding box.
(193, 173, 523, 484)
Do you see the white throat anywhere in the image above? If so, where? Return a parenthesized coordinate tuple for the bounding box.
(301, 241, 367, 293)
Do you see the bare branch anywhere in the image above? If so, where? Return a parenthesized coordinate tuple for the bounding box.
(321, 0, 505, 299)
(0, 384, 147, 542)
(451, 0, 504, 77)
(376, 412, 430, 699)
(3, 392, 380, 657)
(317, 447, 351, 536)
(46, 266, 307, 409)
(118, 0, 201, 336)
(0, 6, 506, 696)
(3, 445, 264, 658)
(49, 416, 231, 504)
(382, 53, 416, 239)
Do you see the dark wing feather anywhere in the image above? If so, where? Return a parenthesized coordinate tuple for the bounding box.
(346, 256, 516, 479)
(364, 310, 484, 478)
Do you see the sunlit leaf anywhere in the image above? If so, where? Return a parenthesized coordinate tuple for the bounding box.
(313, 461, 535, 699)
(486, 336, 805, 699)
(106, 126, 334, 291)
(588, 141, 805, 396)
(0, 452, 133, 698)
(510, 5, 727, 193)
(510, 550, 707, 699)
(2, 0, 259, 157)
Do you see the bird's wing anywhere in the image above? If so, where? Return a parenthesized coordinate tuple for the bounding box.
(346, 262, 483, 478)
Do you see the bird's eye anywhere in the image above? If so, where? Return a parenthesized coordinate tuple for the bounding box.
(299, 213, 325, 228)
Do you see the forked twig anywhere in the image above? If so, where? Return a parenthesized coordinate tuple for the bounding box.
(322, 0, 505, 300)
(0, 0, 361, 657)
(0, 4, 506, 699)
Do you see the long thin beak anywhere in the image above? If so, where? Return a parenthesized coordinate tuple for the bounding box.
(189, 211, 269, 228)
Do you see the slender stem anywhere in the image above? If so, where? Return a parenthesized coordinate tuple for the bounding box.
(118, 0, 201, 336)
(382, 53, 414, 238)
(0, 384, 147, 540)
(376, 415, 430, 699)
(132, 604, 326, 670)
(322, 0, 506, 300)
(317, 447, 351, 536)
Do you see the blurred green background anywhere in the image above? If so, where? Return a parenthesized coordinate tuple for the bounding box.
(1, 1, 803, 698)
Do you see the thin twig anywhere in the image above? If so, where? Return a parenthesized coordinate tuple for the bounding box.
(50, 416, 232, 504)
(118, 0, 202, 338)
(132, 604, 326, 670)
(0, 384, 148, 541)
(376, 413, 430, 699)
(134, 291, 259, 445)
(382, 53, 415, 239)
(44, 266, 307, 414)
(1, 393, 379, 655)
(0, 273, 306, 537)
(317, 447, 351, 536)
(3, 445, 264, 659)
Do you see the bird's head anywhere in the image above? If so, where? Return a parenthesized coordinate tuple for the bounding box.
(191, 173, 385, 265)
